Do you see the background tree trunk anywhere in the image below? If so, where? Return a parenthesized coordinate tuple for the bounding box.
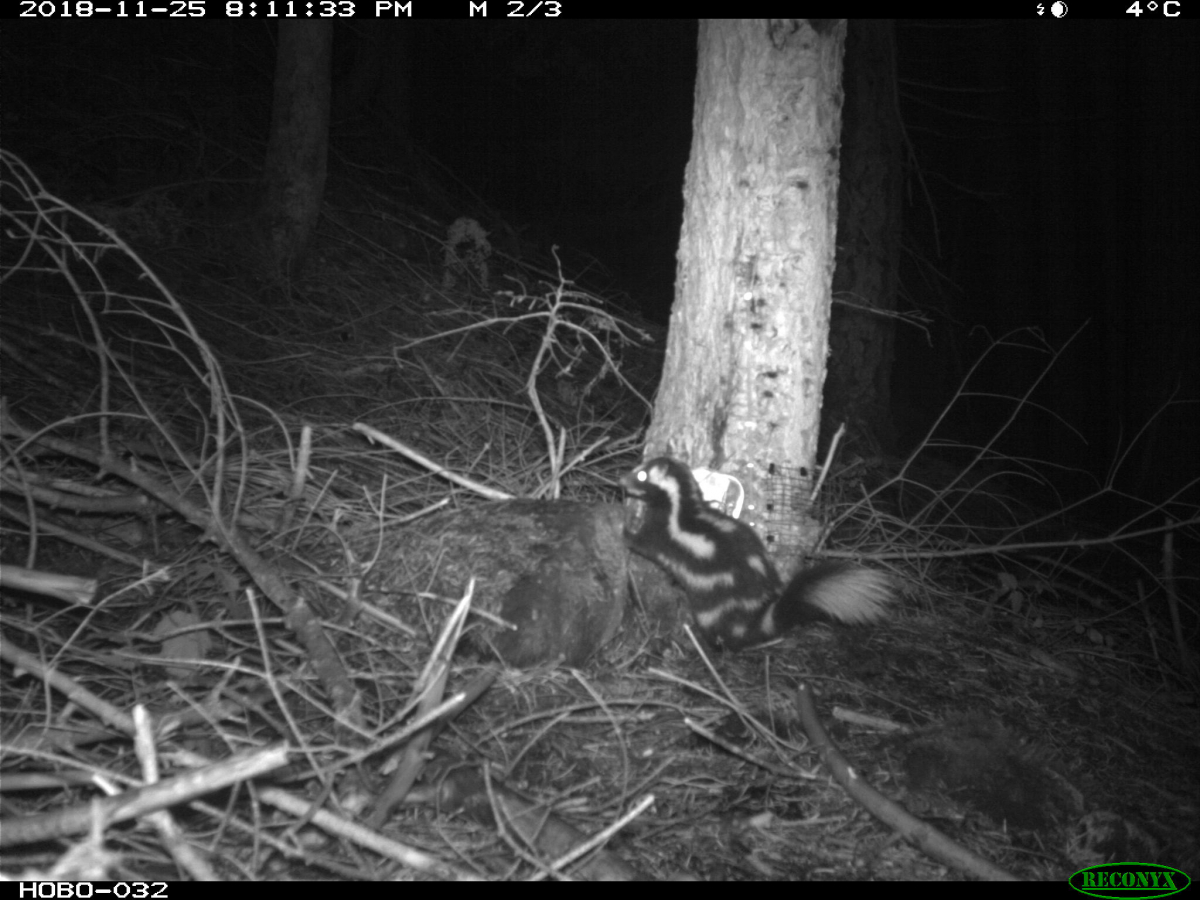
(262, 22, 333, 279)
(826, 19, 902, 455)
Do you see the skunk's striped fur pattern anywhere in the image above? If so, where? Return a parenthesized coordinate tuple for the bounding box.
(621, 457, 892, 651)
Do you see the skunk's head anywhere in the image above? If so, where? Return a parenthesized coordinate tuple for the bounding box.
(621, 457, 696, 510)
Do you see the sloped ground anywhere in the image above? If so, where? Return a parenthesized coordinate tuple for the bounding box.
(1, 148, 1196, 881)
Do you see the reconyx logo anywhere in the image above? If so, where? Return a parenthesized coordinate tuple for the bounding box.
(1070, 862, 1191, 899)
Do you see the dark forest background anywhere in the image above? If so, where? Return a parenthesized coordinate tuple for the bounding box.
(4, 19, 1197, 508)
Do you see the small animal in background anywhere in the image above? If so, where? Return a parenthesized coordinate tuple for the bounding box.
(621, 457, 893, 650)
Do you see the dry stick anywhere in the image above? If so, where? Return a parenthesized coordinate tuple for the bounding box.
(0, 500, 146, 567)
(0, 635, 293, 852)
(367, 669, 497, 830)
(276, 422, 313, 535)
(0, 635, 135, 736)
(1160, 521, 1198, 682)
(528, 793, 657, 881)
(679, 624, 806, 767)
(367, 580, 482, 829)
(0, 743, 288, 848)
(0, 411, 361, 729)
(132, 706, 218, 881)
(794, 682, 1017, 881)
(0, 564, 96, 605)
(810, 421, 846, 503)
(254, 784, 479, 880)
(431, 763, 654, 881)
(0, 466, 159, 514)
(0, 654, 465, 877)
(523, 278, 567, 492)
(353, 422, 512, 500)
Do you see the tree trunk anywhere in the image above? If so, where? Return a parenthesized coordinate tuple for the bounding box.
(646, 19, 847, 555)
(826, 19, 902, 455)
(262, 22, 333, 279)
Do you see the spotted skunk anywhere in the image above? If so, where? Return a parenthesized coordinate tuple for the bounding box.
(621, 456, 893, 650)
